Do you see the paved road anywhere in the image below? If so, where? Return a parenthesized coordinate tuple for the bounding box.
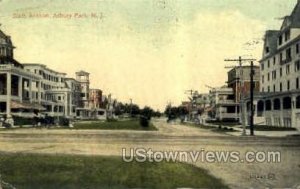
(0, 119, 299, 189)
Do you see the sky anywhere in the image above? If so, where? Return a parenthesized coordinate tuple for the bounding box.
(0, 0, 297, 111)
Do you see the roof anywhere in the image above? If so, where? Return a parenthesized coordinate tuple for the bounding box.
(287, 1, 300, 28)
(23, 63, 67, 75)
(0, 28, 14, 47)
(260, 1, 300, 62)
(0, 56, 23, 68)
(76, 70, 90, 76)
(264, 30, 280, 54)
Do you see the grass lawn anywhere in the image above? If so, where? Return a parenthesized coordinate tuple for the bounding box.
(73, 119, 157, 131)
(0, 153, 228, 189)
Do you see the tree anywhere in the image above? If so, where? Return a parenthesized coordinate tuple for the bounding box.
(140, 106, 154, 120)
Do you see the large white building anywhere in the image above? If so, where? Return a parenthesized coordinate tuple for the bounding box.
(243, 1, 300, 129)
(0, 27, 108, 125)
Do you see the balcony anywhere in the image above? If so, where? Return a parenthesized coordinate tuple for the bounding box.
(216, 113, 239, 119)
(217, 99, 238, 105)
(280, 57, 292, 65)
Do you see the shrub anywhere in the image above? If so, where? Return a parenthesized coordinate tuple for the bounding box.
(13, 116, 34, 126)
(139, 116, 149, 127)
(59, 117, 70, 126)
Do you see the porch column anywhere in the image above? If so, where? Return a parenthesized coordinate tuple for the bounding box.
(280, 97, 284, 127)
(291, 95, 296, 128)
(64, 92, 68, 116)
(29, 79, 32, 103)
(6, 72, 12, 118)
(270, 98, 274, 126)
(18, 75, 23, 103)
(69, 93, 72, 117)
(38, 81, 42, 103)
(51, 104, 54, 116)
(254, 100, 258, 117)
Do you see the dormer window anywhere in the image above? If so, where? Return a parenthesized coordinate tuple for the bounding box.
(279, 35, 283, 45)
(265, 47, 270, 53)
(284, 30, 290, 42)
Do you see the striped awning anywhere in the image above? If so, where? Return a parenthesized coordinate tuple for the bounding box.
(11, 101, 46, 111)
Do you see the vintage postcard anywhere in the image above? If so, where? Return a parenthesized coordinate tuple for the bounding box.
(0, 0, 299, 188)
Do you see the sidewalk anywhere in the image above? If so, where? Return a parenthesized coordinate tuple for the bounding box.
(227, 127, 300, 137)
(201, 122, 300, 137)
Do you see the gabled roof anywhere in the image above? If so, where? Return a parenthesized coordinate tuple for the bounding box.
(280, 1, 300, 30)
(0, 29, 8, 38)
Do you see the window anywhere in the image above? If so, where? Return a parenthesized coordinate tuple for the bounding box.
(267, 73, 270, 81)
(286, 64, 290, 74)
(280, 82, 282, 91)
(266, 47, 269, 53)
(280, 68, 282, 77)
(284, 30, 290, 41)
(261, 63, 264, 71)
(286, 48, 291, 61)
(295, 60, 300, 72)
(279, 35, 283, 45)
(268, 86, 270, 92)
(287, 80, 290, 90)
(262, 75, 264, 83)
(273, 85, 276, 92)
(58, 96, 61, 100)
(297, 43, 300, 54)
(272, 70, 276, 80)
(268, 60, 270, 68)
(262, 87, 264, 92)
(273, 57, 276, 65)
(297, 78, 299, 89)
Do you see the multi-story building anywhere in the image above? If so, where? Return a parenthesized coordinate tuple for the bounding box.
(89, 89, 106, 119)
(23, 64, 70, 118)
(65, 77, 81, 117)
(209, 86, 239, 121)
(75, 70, 92, 119)
(0, 29, 44, 124)
(227, 66, 260, 102)
(243, 1, 300, 129)
(0, 27, 108, 124)
(227, 66, 260, 123)
(89, 89, 102, 109)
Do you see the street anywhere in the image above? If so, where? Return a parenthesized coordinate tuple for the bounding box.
(0, 119, 299, 189)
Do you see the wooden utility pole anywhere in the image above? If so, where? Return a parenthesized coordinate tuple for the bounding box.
(250, 61, 255, 136)
(224, 56, 256, 136)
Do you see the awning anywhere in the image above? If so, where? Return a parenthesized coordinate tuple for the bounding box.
(11, 101, 46, 111)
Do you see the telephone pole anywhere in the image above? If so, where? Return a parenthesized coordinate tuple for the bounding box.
(250, 61, 255, 136)
(224, 56, 256, 136)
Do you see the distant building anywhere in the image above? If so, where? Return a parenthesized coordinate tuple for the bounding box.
(75, 70, 91, 119)
(89, 89, 106, 119)
(227, 66, 260, 103)
(243, 0, 300, 129)
(227, 66, 260, 123)
(89, 89, 102, 109)
(209, 86, 239, 121)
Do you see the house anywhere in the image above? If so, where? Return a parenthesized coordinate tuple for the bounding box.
(209, 86, 239, 121)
